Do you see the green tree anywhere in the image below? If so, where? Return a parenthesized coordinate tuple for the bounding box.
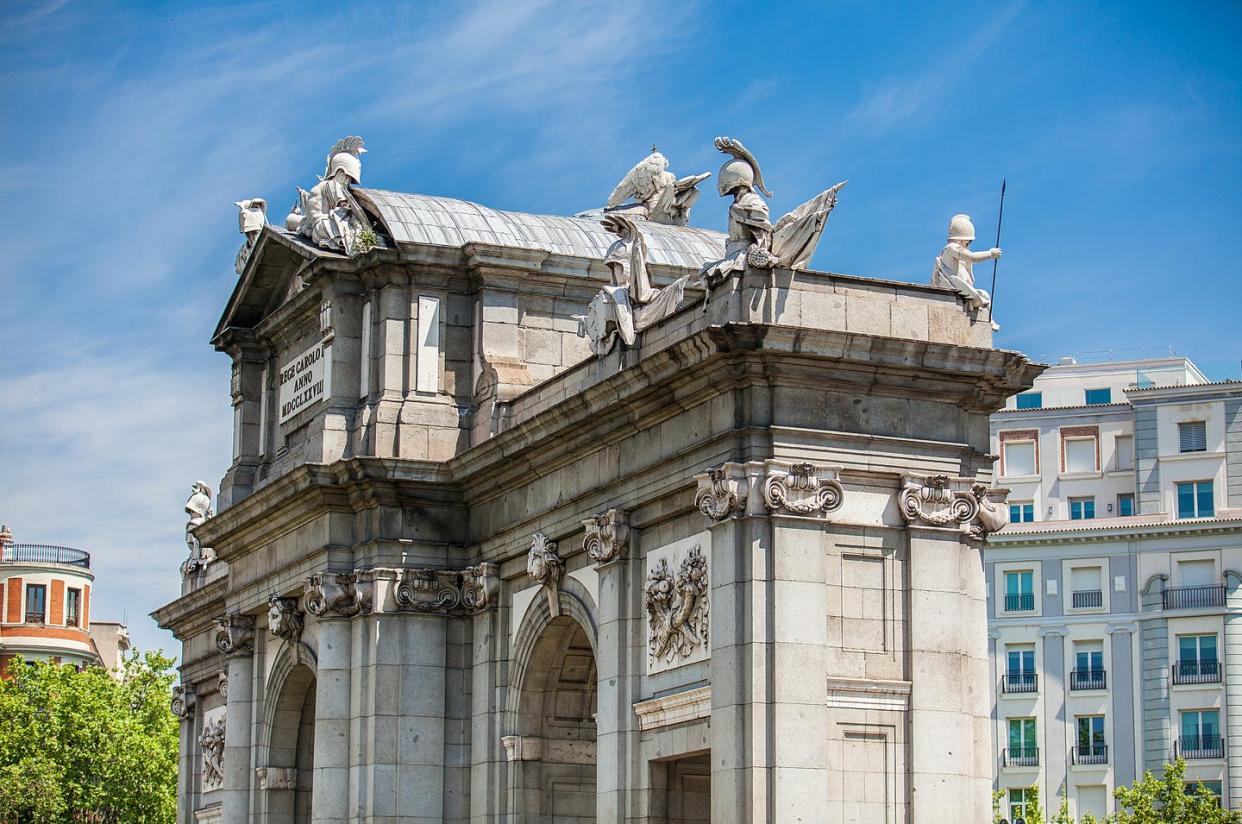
(1024, 782, 1046, 823)
(994, 788, 1008, 823)
(0, 650, 178, 823)
(1050, 789, 1075, 824)
(1113, 758, 1241, 824)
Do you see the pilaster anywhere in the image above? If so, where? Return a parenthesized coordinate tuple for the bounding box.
(215, 614, 256, 824)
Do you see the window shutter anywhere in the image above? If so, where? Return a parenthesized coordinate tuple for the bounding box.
(1178, 421, 1206, 453)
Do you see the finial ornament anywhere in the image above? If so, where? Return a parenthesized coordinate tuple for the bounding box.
(700, 136, 846, 283)
(574, 213, 692, 355)
(931, 213, 1002, 331)
(233, 198, 267, 275)
(182, 481, 216, 576)
(604, 147, 711, 226)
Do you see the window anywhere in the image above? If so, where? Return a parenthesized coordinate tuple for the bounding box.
(1179, 558, 1215, 587)
(1009, 501, 1035, 523)
(1085, 388, 1112, 405)
(1005, 644, 1037, 692)
(1176, 634, 1220, 684)
(1070, 497, 1096, 520)
(1005, 571, 1035, 612)
(1072, 640, 1106, 690)
(1180, 710, 1222, 758)
(1016, 392, 1042, 410)
(1075, 715, 1106, 763)
(1185, 780, 1223, 806)
(1003, 440, 1037, 477)
(25, 584, 46, 623)
(1009, 788, 1030, 820)
(1176, 481, 1214, 518)
(1179, 421, 1207, 453)
(1114, 435, 1134, 471)
(1007, 718, 1038, 766)
(1071, 567, 1103, 608)
(66, 588, 81, 627)
(1117, 494, 1135, 517)
(1064, 437, 1098, 473)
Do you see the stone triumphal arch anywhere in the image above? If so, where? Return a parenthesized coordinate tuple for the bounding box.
(154, 136, 1040, 823)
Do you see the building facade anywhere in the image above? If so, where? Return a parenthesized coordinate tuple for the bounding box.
(985, 357, 1242, 820)
(0, 524, 112, 671)
(153, 139, 1041, 823)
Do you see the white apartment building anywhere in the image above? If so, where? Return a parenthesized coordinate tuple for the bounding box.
(985, 355, 1242, 821)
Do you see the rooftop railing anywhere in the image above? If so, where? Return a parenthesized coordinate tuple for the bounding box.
(0, 544, 91, 568)
(1163, 585, 1225, 610)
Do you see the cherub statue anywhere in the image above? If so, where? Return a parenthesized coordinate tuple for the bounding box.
(700, 137, 846, 283)
(931, 214, 1002, 329)
(184, 481, 216, 573)
(233, 198, 267, 275)
(605, 147, 711, 226)
(298, 136, 370, 254)
(574, 213, 692, 355)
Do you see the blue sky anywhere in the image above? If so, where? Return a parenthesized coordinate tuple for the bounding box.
(1, 0, 1239, 656)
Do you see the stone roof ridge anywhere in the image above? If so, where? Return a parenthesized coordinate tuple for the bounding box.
(353, 188, 726, 272)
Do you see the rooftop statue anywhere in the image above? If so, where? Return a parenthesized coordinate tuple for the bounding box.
(701, 137, 846, 283)
(605, 147, 712, 226)
(183, 481, 216, 575)
(295, 136, 374, 255)
(574, 213, 692, 355)
(931, 214, 1002, 331)
(233, 198, 267, 275)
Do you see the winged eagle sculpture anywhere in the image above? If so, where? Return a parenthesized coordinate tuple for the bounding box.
(604, 148, 712, 226)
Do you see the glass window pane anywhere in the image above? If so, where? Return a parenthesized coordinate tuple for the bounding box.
(1203, 711, 1219, 736)
(1017, 392, 1041, 409)
(1084, 500, 1095, 519)
(1119, 495, 1134, 516)
(1180, 636, 1198, 662)
(1202, 635, 1218, 662)
(1178, 483, 1195, 518)
(1085, 388, 1112, 405)
(1182, 712, 1199, 738)
(1198, 482, 1214, 517)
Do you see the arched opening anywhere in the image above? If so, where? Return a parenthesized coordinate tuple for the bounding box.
(265, 662, 316, 824)
(511, 614, 598, 822)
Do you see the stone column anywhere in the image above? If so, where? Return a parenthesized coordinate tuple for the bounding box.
(697, 463, 773, 823)
(1040, 625, 1069, 800)
(172, 685, 197, 824)
(304, 572, 364, 824)
(216, 614, 256, 824)
(586, 509, 634, 824)
(1224, 571, 1242, 808)
(1107, 623, 1138, 789)
(469, 588, 504, 823)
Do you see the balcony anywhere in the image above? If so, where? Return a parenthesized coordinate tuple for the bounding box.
(1070, 669, 1107, 691)
(0, 543, 91, 568)
(1002, 672, 1038, 694)
(1163, 585, 1226, 610)
(1003, 746, 1039, 767)
(1072, 589, 1103, 609)
(1172, 660, 1221, 685)
(1072, 744, 1108, 765)
(1004, 592, 1036, 612)
(24, 611, 46, 624)
(1177, 734, 1224, 760)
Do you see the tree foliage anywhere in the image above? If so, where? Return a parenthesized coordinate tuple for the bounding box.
(1113, 759, 1240, 824)
(0, 651, 178, 823)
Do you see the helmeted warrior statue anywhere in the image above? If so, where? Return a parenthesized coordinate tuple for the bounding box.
(931, 213, 1002, 330)
(183, 481, 216, 574)
(605, 147, 711, 226)
(233, 198, 267, 275)
(574, 213, 692, 355)
(701, 136, 846, 283)
(297, 136, 371, 255)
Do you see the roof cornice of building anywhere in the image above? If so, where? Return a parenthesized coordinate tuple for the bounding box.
(1123, 379, 1242, 402)
(993, 402, 1132, 417)
(986, 510, 1242, 545)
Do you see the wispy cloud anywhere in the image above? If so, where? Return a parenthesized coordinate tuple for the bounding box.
(846, 2, 1024, 135)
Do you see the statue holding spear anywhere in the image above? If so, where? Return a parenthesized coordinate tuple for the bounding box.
(931, 182, 1006, 331)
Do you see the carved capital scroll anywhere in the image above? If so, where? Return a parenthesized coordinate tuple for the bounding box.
(693, 463, 748, 521)
(214, 613, 255, 656)
(583, 509, 629, 566)
(761, 461, 844, 516)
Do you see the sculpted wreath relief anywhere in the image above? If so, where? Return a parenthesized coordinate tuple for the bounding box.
(644, 545, 709, 666)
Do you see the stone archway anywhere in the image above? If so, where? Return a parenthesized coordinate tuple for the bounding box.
(508, 614, 598, 823)
(263, 662, 316, 824)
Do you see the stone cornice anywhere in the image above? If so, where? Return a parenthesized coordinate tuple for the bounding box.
(150, 577, 228, 640)
(633, 686, 712, 731)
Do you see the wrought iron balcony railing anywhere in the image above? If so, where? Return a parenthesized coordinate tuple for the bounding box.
(1072, 743, 1108, 765)
(1163, 585, 1226, 610)
(24, 611, 46, 624)
(1070, 669, 1107, 691)
(1172, 660, 1221, 685)
(1003, 746, 1040, 767)
(1178, 734, 1224, 760)
(1, 543, 91, 568)
(1003, 672, 1038, 694)
(1072, 589, 1103, 609)
(1004, 592, 1036, 612)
